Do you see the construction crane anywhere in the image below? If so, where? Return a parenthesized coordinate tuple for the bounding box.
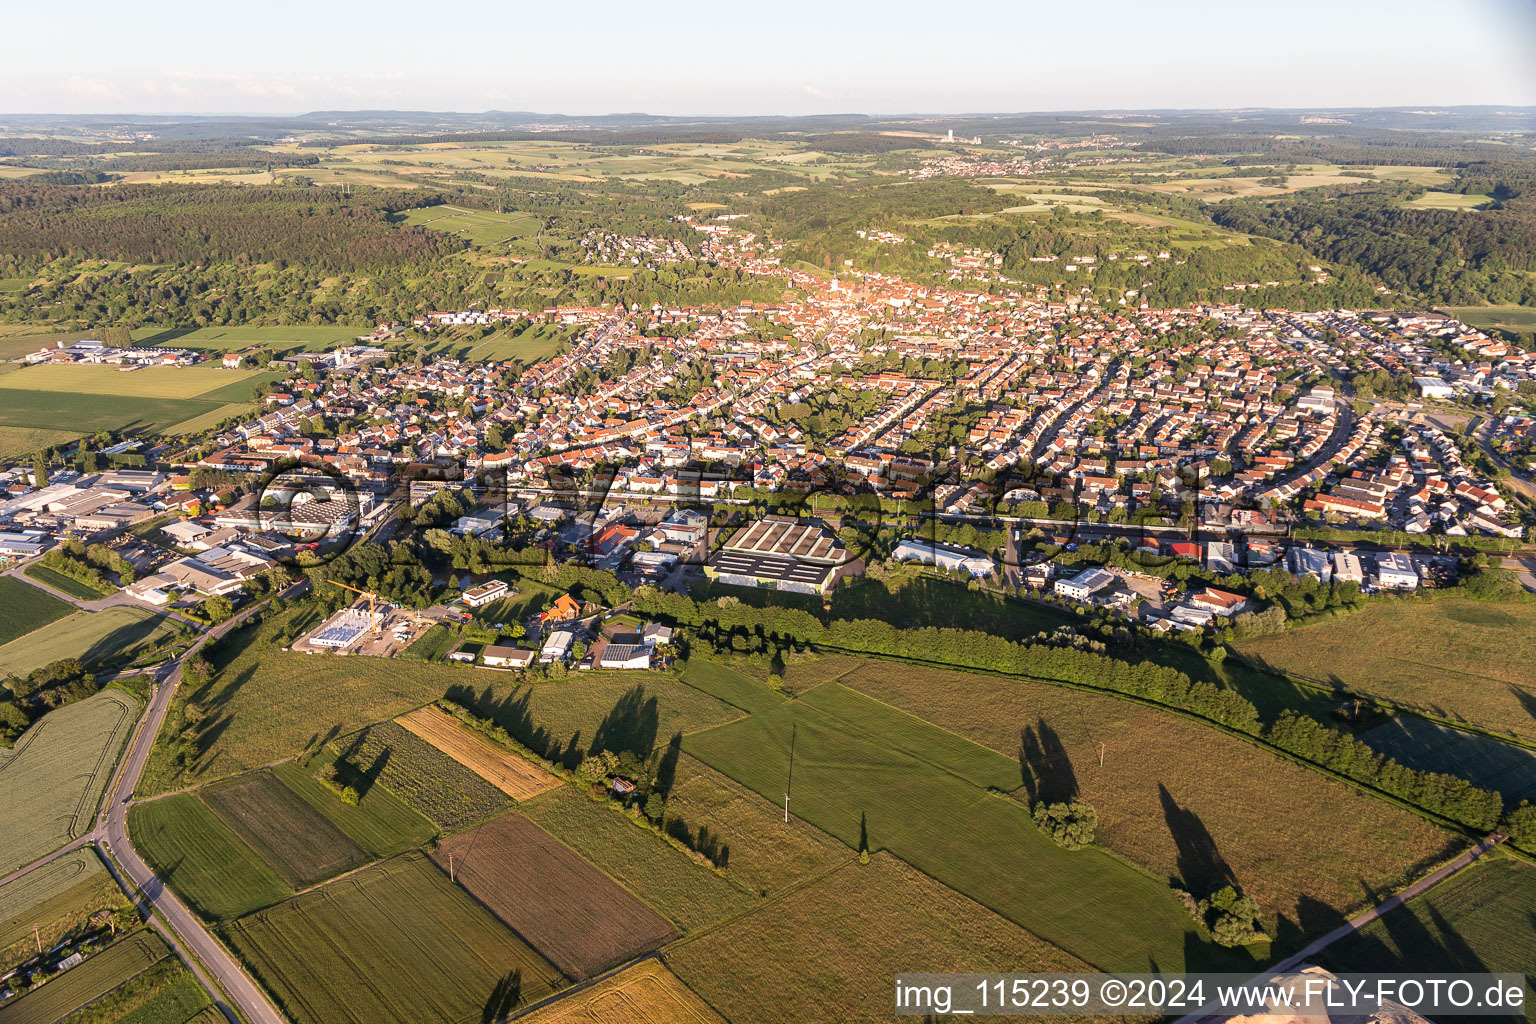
(327, 579, 384, 633)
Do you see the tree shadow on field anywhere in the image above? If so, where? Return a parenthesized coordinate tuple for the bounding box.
(590, 684, 660, 759)
(1018, 717, 1077, 804)
(480, 969, 523, 1023)
(444, 684, 586, 768)
(1509, 684, 1536, 732)
(654, 732, 683, 800)
(1309, 880, 1498, 990)
(1271, 894, 1348, 958)
(1159, 784, 1233, 895)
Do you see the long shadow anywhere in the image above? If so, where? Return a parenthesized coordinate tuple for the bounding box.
(1509, 684, 1536, 731)
(654, 732, 683, 800)
(445, 683, 570, 765)
(1158, 784, 1233, 895)
(1018, 717, 1078, 804)
(590, 684, 660, 758)
(480, 968, 523, 1024)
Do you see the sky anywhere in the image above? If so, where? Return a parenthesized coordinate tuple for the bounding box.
(4, 0, 1536, 116)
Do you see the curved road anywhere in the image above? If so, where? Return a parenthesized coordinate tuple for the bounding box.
(95, 585, 306, 1024)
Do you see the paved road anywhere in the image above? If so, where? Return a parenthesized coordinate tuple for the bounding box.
(1171, 832, 1505, 1024)
(2, 582, 307, 1024)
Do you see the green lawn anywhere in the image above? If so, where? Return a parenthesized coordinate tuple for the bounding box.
(22, 563, 112, 601)
(0, 576, 73, 647)
(129, 794, 289, 921)
(684, 682, 1226, 972)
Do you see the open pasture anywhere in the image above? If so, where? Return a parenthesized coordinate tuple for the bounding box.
(683, 683, 1208, 972)
(0, 389, 223, 439)
(333, 720, 511, 830)
(1320, 857, 1536, 987)
(518, 959, 722, 1024)
(679, 660, 786, 715)
(1439, 305, 1536, 337)
(223, 853, 566, 1024)
(1403, 191, 1492, 210)
(395, 705, 560, 800)
(667, 854, 1098, 1024)
(0, 606, 179, 677)
(394, 205, 541, 249)
(825, 657, 1459, 949)
(1234, 597, 1536, 742)
(129, 793, 289, 921)
(202, 772, 369, 889)
(0, 931, 169, 1024)
(465, 322, 571, 363)
(1361, 716, 1536, 804)
(521, 788, 757, 934)
(431, 811, 677, 979)
(0, 691, 139, 874)
(0, 576, 73, 647)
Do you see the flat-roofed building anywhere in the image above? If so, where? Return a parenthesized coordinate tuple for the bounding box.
(1375, 552, 1419, 590)
(891, 538, 994, 577)
(462, 579, 509, 607)
(1055, 566, 1115, 601)
(705, 515, 850, 597)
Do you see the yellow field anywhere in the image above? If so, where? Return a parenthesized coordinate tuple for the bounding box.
(0, 363, 267, 399)
(0, 426, 84, 459)
(509, 959, 723, 1024)
(395, 705, 560, 799)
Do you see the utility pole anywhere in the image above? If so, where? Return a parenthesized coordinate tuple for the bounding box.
(33, 924, 41, 954)
(784, 723, 797, 825)
(1098, 743, 1106, 768)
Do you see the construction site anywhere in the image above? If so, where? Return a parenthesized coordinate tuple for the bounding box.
(291, 581, 436, 657)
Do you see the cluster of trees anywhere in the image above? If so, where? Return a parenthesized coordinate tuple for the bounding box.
(38, 538, 135, 592)
(0, 659, 100, 743)
(1031, 800, 1097, 850)
(1183, 884, 1267, 948)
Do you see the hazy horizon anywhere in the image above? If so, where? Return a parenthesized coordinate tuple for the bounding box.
(4, 0, 1534, 117)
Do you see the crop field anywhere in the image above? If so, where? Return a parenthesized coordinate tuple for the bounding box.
(1439, 306, 1536, 338)
(1320, 857, 1536, 983)
(430, 811, 677, 979)
(521, 788, 757, 934)
(223, 853, 567, 1024)
(0, 389, 213, 438)
(132, 325, 364, 352)
(667, 854, 1098, 1024)
(268, 760, 436, 860)
(0, 363, 271, 400)
(334, 720, 511, 830)
(0, 576, 73, 647)
(138, 614, 452, 793)
(822, 658, 1458, 948)
(0, 427, 84, 460)
(395, 705, 561, 800)
(1234, 598, 1536, 742)
(518, 959, 724, 1024)
(129, 794, 289, 921)
(202, 772, 369, 888)
(0, 931, 170, 1024)
(0, 691, 139, 874)
(61, 956, 212, 1024)
(679, 660, 786, 715)
(686, 682, 1217, 971)
(663, 753, 847, 897)
(0, 607, 179, 677)
(1361, 716, 1536, 804)
(0, 851, 124, 974)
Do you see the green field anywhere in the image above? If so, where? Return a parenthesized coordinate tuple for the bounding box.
(0, 691, 139, 874)
(822, 656, 1458, 948)
(464, 323, 572, 363)
(1234, 598, 1536, 743)
(0, 851, 125, 975)
(0, 931, 169, 1024)
(0, 390, 211, 437)
(395, 205, 542, 249)
(268, 760, 436, 859)
(0, 577, 73, 647)
(1403, 191, 1492, 210)
(1361, 716, 1536, 804)
(668, 854, 1095, 1024)
(686, 683, 1245, 971)
(59, 956, 212, 1024)
(0, 606, 179, 677)
(22, 564, 112, 601)
(0, 427, 85, 461)
(0, 364, 272, 399)
(1440, 306, 1536, 338)
(1321, 857, 1536, 1008)
(0, 365, 275, 440)
(680, 660, 787, 715)
(222, 853, 567, 1024)
(520, 787, 758, 934)
(201, 772, 369, 889)
(129, 794, 289, 921)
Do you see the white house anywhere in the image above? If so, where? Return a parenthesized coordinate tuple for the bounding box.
(1374, 552, 1419, 590)
(1332, 550, 1365, 585)
(540, 629, 574, 663)
(1055, 566, 1115, 601)
(462, 579, 509, 608)
(891, 538, 994, 577)
(598, 643, 652, 670)
(482, 645, 535, 669)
